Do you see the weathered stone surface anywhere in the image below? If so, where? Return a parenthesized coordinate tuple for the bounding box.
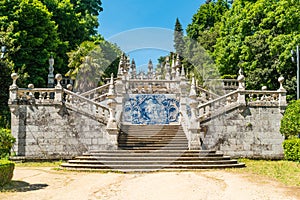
(202, 106, 284, 159)
(10, 104, 115, 159)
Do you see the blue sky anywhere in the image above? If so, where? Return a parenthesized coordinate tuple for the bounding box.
(98, 0, 205, 71)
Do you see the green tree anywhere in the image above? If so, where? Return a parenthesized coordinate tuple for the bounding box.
(0, 25, 18, 128)
(214, 0, 300, 100)
(70, 0, 103, 37)
(0, 0, 61, 87)
(174, 18, 185, 57)
(66, 39, 121, 91)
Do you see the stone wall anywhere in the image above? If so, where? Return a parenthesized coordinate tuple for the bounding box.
(10, 104, 116, 160)
(201, 106, 284, 159)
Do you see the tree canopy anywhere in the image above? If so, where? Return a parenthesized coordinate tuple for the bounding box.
(186, 0, 300, 100)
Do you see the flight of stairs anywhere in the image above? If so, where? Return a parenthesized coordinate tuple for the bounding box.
(61, 125, 245, 172)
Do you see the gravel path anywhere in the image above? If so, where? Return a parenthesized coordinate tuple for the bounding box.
(0, 167, 299, 200)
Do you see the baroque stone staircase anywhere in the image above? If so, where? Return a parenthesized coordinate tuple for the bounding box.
(61, 125, 245, 172)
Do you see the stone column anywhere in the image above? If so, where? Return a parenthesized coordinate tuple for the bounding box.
(9, 73, 19, 104)
(277, 76, 287, 112)
(54, 74, 63, 103)
(237, 68, 246, 105)
(106, 74, 118, 149)
(188, 76, 201, 150)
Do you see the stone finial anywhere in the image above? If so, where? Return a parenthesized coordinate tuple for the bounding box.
(28, 84, 34, 89)
(67, 84, 73, 91)
(175, 54, 181, 68)
(55, 74, 62, 88)
(165, 59, 171, 80)
(278, 76, 285, 91)
(181, 65, 185, 78)
(261, 86, 267, 91)
(189, 76, 197, 99)
(49, 55, 54, 76)
(176, 67, 180, 79)
(237, 68, 245, 90)
(11, 73, 19, 88)
(107, 73, 116, 97)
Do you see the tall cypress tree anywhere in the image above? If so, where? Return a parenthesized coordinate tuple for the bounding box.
(174, 18, 185, 57)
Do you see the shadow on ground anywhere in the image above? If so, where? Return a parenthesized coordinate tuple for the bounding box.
(0, 181, 48, 192)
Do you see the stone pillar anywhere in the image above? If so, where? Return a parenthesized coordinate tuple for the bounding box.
(179, 65, 188, 127)
(48, 56, 55, 88)
(54, 74, 63, 103)
(237, 68, 246, 105)
(277, 76, 287, 112)
(9, 73, 19, 104)
(106, 74, 118, 149)
(188, 76, 201, 150)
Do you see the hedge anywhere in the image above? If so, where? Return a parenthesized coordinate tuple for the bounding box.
(280, 100, 300, 139)
(0, 160, 15, 186)
(0, 128, 15, 159)
(283, 139, 300, 162)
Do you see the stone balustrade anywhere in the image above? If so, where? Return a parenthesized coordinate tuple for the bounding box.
(80, 83, 110, 102)
(63, 89, 110, 124)
(206, 79, 239, 91)
(17, 88, 56, 104)
(196, 86, 220, 103)
(127, 79, 180, 94)
(197, 90, 239, 121)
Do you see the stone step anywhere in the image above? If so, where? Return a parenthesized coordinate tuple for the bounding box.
(85, 152, 224, 158)
(87, 150, 217, 154)
(60, 163, 245, 171)
(66, 159, 238, 165)
(75, 156, 231, 161)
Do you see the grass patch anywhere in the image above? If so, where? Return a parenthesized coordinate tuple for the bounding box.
(228, 159, 300, 187)
(15, 161, 63, 168)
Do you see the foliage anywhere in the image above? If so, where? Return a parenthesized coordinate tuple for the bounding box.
(283, 139, 300, 162)
(186, 0, 229, 54)
(66, 39, 121, 92)
(280, 100, 300, 139)
(0, 160, 14, 186)
(0, 25, 18, 129)
(0, 0, 60, 87)
(214, 0, 300, 100)
(174, 18, 184, 57)
(0, 0, 104, 87)
(0, 129, 15, 159)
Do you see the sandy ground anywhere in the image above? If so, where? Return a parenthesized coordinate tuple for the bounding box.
(0, 167, 299, 200)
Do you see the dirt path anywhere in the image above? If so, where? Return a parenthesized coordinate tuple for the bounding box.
(1, 167, 299, 200)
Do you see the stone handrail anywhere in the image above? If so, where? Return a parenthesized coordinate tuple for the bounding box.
(196, 89, 286, 122)
(17, 88, 56, 104)
(241, 90, 282, 106)
(80, 83, 110, 101)
(196, 86, 220, 103)
(197, 90, 239, 121)
(64, 89, 109, 124)
(207, 79, 239, 90)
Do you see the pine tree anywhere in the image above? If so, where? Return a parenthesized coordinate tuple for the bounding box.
(174, 18, 185, 57)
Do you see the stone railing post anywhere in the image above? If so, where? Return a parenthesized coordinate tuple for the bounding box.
(54, 74, 63, 103)
(277, 76, 287, 112)
(106, 74, 118, 130)
(237, 69, 246, 105)
(9, 73, 19, 104)
(106, 74, 118, 149)
(188, 76, 201, 150)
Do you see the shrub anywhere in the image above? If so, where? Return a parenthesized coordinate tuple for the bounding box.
(283, 139, 300, 162)
(0, 129, 15, 159)
(280, 100, 300, 139)
(0, 160, 15, 186)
